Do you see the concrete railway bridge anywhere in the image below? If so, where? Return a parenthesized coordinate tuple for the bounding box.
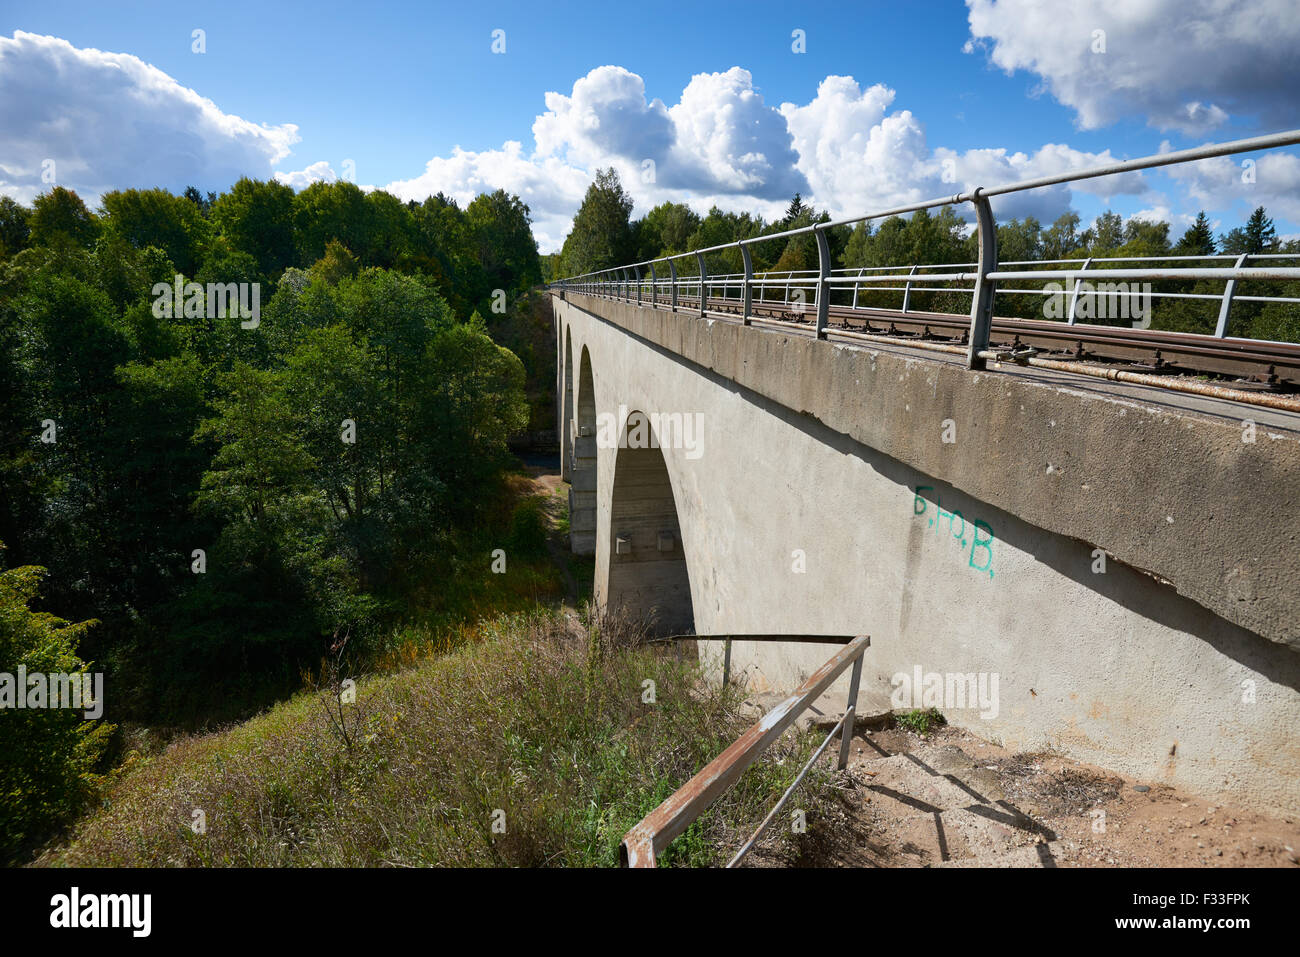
(550, 131, 1300, 815)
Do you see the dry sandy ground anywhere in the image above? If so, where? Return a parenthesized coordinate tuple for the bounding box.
(760, 722, 1299, 868)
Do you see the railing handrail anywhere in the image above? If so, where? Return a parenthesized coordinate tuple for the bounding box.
(620, 633, 870, 868)
(555, 128, 1300, 284)
(552, 128, 1300, 360)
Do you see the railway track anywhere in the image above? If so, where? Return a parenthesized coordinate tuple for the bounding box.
(629, 292, 1300, 392)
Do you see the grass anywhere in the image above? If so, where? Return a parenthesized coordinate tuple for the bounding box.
(39, 609, 835, 867)
(894, 708, 946, 736)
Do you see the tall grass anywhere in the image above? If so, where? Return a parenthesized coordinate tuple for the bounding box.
(40, 610, 833, 867)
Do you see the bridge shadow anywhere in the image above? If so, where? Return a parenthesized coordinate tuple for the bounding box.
(570, 301, 1300, 694)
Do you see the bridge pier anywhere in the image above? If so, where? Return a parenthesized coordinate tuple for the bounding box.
(569, 347, 597, 555)
(569, 429, 597, 555)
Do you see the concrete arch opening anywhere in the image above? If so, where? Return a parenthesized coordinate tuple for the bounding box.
(561, 326, 573, 482)
(605, 411, 695, 634)
(569, 347, 598, 554)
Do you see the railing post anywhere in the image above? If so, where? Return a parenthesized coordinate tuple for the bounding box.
(634, 265, 641, 306)
(966, 189, 998, 369)
(1066, 256, 1092, 324)
(669, 259, 678, 313)
(851, 266, 865, 309)
(837, 654, 863, 770)
(648, 262, 657, 308)
(741, 245, 753, 325)
(815, 226, 830, 339)
(723, 638, 732, 685)
(901, 264, 919, 314)
(1216, 253, 1250, 338)
(696, 252, 707, 318)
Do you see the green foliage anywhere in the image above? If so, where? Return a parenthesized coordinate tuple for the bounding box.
(635, 202, 700, 260)
(894, 708, 946, 735)
(1221, 206, 1277, 255)
(1, 171, 544, 737)
(0, 196, 31, 260)
(507, 498, 549, 559)
(0, 550, 113, 863)
(210, 177, 296, 278)
(560, 168, 635, 276)
(293, 180, 375, 266)
(466, 188, 542, 294)
(99, 188, 211, 275)
(45, 611, 834, 868)
(1174, 212, 1217, 257)
(29, 187, 99, 248)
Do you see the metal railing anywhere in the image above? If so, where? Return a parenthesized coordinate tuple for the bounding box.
(620, 633, 869, 868)
(552, 129, 1300, 368)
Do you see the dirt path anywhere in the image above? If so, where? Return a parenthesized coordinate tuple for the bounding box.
(520, 464, 580, 608)
(746, 718, 1298, 868)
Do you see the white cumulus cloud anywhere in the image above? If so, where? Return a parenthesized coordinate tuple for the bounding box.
(964, 0, 1300, 133)
(0, 30, 298, 204)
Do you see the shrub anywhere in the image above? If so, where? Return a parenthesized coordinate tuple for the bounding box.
(0, 549, 114, 863)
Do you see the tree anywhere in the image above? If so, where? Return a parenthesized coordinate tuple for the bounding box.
(466, 189, 541, 298)
(1042, 212, 1082, 260)
(560, 168, 634, 276)
(1174, 211, 1216, 257)
(636, 202, 700, 260)
(293, 180, 374, 266)
(183, 186, 217, 217)
(194, 364, 312, 526)
(309, 240, 359, 287)
(1118, 218, 1171, 257)
(100, 188, 211, 275)
(0, 196, 31, 259)
(363, 190, 414, 269)
(211, 178, 297, 278)
(29, 187, 98, 248)
(997, 217, 1043, 264)
(1220, 206, 1277, 255)
(0, 552, 113, 863)
(779, 194, 808, 229)
(1082, 210, 1124, 253)
(407, 193, 481, 316)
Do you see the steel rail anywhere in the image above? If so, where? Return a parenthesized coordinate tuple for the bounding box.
(620, 633, 869, 868)
(629, 289, 1300, 389)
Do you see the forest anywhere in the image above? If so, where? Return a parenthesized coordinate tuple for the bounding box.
(0, 179, 556, 857)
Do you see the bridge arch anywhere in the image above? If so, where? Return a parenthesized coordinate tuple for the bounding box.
(602, 409, 695, 635)
(561, 325, 573, 482)
(568, 346, 597, 554)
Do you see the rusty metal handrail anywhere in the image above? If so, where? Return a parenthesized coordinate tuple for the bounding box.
(620, 633, 870, 867)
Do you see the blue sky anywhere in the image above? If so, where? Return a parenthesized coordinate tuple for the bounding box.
(3, 0, 1298, 251)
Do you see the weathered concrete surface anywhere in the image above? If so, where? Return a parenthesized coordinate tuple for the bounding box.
(563, 292, 1300, 651)
(555, 293, 1300, 814)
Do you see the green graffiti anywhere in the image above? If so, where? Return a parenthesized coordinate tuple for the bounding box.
(913, 486, 995, 578)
